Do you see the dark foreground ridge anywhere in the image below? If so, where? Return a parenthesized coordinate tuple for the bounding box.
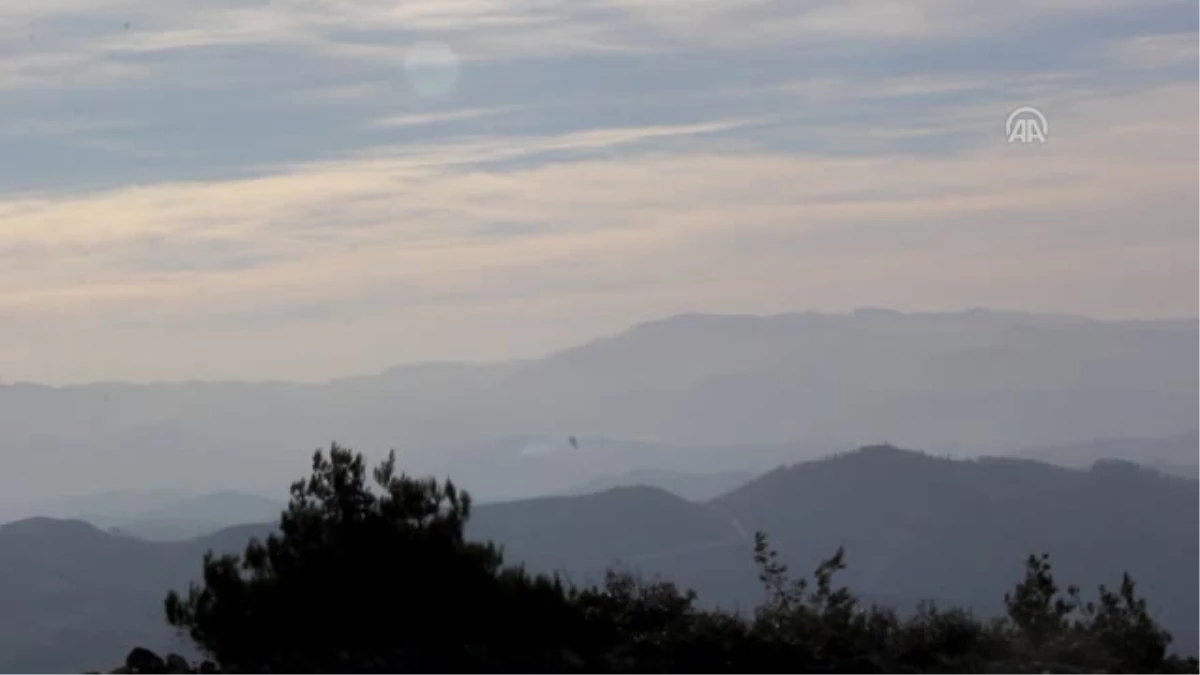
(84, 443, 1197, 674)
(104, 632, 1191, 675)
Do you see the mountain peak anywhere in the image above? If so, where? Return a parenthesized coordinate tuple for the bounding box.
(817, 444, 941, 468)
(0, 516, 107, 540)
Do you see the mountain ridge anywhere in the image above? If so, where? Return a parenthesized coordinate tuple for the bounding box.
(4, 308, 1195, 389)
(1, 308, 1195, 504)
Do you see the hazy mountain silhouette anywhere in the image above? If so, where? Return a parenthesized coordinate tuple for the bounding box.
(95, 492, 286, 541)
(468, 485, 743, 574)
(0, 491, 286, 541)
(1015, 430, 1200, 479)
(0, 489, 192, 525)
(563, 468, 755, 501)
(1, 310, 1195, 505)
(2, 446, 1195, 672)
(0, 516, 262, 673)
(709, 447, 1197, 634)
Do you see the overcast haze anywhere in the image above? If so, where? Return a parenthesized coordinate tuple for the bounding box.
(1, 0, 1197, 384)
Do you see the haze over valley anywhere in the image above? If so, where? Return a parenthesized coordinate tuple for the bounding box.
(2, 309, 1195, 507)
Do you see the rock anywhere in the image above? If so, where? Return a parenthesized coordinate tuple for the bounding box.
(165, 653, 191, 674)
(125, 647, 166, 674)
(100, 647, 208, 675)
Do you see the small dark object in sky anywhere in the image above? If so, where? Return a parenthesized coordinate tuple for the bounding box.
(123, 21, 131, 30)
(568, 436, 579, 449)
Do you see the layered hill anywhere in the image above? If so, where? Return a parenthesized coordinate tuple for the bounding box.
(1016, 430, 1199, 478)
(2, 310, 1195, 504)
(5, 446, 1195, 671)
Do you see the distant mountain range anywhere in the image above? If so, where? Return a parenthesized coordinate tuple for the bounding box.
(563, 468, 755, 501)
(91, 492, 285, 541)
(2, 446, 1195, 672)
(1, 309, 1196, 503)
(1015, 430, 1199, 479)
(0, 491, 285, 542)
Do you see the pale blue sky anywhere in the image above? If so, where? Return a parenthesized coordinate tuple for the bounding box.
(0, 0, 1196, 383)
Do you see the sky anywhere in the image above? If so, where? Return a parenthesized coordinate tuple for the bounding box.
(0, 0, 1196, 384)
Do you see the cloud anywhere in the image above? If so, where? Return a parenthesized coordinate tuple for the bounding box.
(1107, 32, 1199, 69)
(2, 0, 1188, 94)
(1, 117, 136, 137)
(519, 440, 564, 458)
(373, 106, 516, 129)
(1, 82, 1192, 312)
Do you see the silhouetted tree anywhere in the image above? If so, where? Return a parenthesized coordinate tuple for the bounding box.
(1004, 553, 1079, 648)
(165, 444, 584, 673)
